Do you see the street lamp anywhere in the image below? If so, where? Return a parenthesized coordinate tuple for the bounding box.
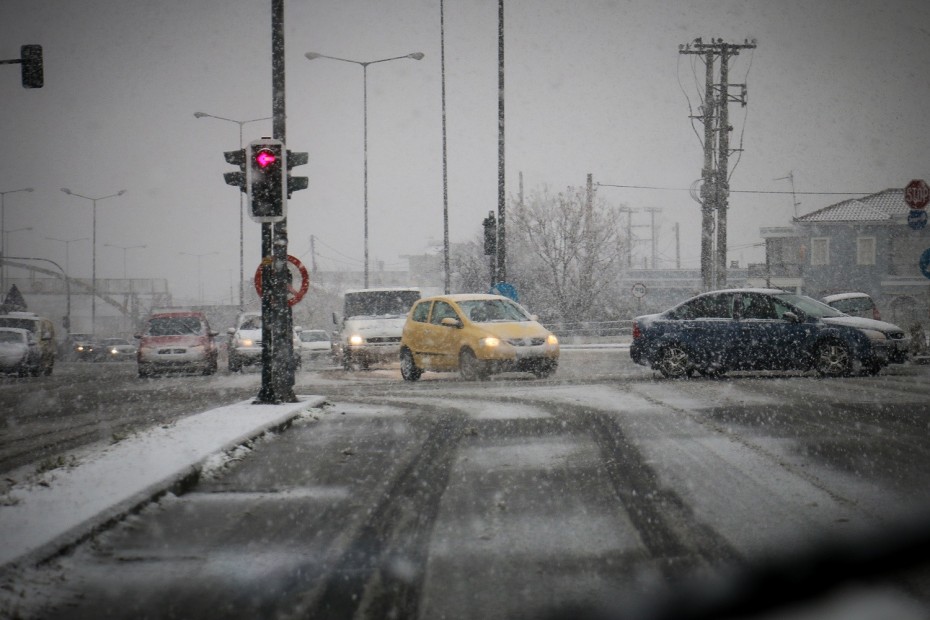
(194, 111, 272, 310)
(179, 251, 219, 305)
(104, 243, 146, 279)
(304, 51, 424, 288)
(0, 187, 33, 295)
(45, 236, 89, 277)
(60, 188, 127, 336)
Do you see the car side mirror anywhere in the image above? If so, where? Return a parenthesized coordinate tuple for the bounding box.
(783, 311, 800, 323)
(440, 317, 462, 328)
(133, 333, 141, 339)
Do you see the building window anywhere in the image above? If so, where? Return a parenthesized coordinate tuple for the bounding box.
(811, 237, 830, 265)
(857, 236, 876, 266)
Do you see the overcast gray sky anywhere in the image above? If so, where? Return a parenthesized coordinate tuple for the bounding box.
(2, 0, 928, 305)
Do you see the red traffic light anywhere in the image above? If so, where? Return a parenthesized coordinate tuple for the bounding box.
(255, 149, 277, 168)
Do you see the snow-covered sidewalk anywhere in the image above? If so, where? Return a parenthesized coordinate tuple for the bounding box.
(0, 395, 325, 571)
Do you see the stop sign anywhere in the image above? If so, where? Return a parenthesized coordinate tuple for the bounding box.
(905, 179, 930, 210)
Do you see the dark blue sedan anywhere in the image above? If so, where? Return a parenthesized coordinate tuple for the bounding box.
(630, 288, 909, 378)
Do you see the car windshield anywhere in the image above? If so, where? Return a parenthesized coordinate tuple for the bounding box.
(146, 317, 203, 336)
(774, 293, 846, 318)
(300, 331, 328, 342)
(239, 316, 261, 330)
(0, 331, 24, 344)
(458, 299, 531, 322)
(344, 290, 420, 318)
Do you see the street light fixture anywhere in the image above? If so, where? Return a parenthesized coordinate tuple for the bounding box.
(304, 51, 424, 288)
(179, 251, 219, 306)
(60, 188, 127, 336)
(0, 187, 33, 295)
(193, 111, 272, 310)
(104, 243, 146, 279)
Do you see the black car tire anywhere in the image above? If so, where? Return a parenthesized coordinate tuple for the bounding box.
(656, 344, 693, 379)
(400, 348, 422, 381)
(459, 348, 488, 381)
(814, 341, 852, 377)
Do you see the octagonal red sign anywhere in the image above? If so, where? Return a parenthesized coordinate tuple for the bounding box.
(905, 179, 929, 210)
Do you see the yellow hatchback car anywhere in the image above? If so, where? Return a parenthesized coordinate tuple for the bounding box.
(400, 293, 559, 381)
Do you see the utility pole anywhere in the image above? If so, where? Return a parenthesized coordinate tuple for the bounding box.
(679, 37, 755, 290)
(496, 0, 506, 285)
(674, 222, 681, 269)
(644, 206, 661, 269)
(618, 207, 637, 269)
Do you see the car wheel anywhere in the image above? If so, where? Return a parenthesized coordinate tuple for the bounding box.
(400, 348, 422, 382)
(459, 348, 488, 381)
(656, 344, 693, 379)
(814, 341, 852, 377)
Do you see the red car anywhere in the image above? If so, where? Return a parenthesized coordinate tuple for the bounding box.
(135, 311, 218, 377)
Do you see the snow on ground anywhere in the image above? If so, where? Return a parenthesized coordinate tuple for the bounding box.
(0, 395, 325, 571)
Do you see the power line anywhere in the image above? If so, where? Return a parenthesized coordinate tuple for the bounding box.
(597, 183, 872, 196)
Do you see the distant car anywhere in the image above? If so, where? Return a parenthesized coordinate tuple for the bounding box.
(96, 337, 136, 362)
(227, 312, 301, 372)
(822, 292, 881, 321)
(0, 327, 42, 377)
(70, 335, 99, 362)
(630, 288, 909, 378)
(227, 312, 262, 372)
(296, 329, 332, 365)
(400, 293, 559, 381)
(136, 311, 218, 377)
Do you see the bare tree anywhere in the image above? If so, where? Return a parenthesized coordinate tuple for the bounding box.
(507, 185, 626, 322)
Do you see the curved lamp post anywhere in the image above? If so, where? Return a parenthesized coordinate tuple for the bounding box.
(0, 187, 33, 295)
(304, 51, 424, 288)
(60, 188, 126, 336)
(193, 112, 272, 310)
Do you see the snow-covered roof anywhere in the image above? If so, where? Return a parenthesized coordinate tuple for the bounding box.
(795, 188, 907, 223)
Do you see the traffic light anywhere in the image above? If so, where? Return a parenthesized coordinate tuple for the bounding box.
(286, 150, 309, 197)
(223, 148, 246, 193)
(482, 211, 497, 256)
(20, 45, 43, 89)
(247, 138, 286, 223)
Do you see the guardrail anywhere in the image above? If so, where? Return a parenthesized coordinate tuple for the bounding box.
(543, 320, 632, 343)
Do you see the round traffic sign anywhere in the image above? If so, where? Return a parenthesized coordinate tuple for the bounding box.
(905, 179, 929, 210)
(908, 209, 927, 230)
(254, 255, 310, 306)
(631, 283, 647, 298)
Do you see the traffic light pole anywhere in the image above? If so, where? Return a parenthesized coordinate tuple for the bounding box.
(256, 0, 296, 403)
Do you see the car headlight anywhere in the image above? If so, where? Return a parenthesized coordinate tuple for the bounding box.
(547, 334, 559, 346)
(240, 338, 254, 347)
(859, 329, 886, 342)
(348, 334, 364, 346)
(479, 336, 500, 348)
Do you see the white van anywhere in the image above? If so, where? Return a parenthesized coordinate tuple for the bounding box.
(0, 312, 56, 375)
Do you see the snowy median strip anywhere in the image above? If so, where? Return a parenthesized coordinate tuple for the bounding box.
(0, 395, 325, 571)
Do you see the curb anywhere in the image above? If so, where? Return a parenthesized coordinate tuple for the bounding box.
(0, 395, 325, 573)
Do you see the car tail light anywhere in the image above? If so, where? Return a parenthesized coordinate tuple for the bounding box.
(632, 320, 641, 340)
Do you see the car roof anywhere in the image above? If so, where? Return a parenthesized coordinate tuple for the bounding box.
(0, 327, 30, 335)
(822, 292, 872, 302)
(418, 293, 511, 303)
(148, 311, 205, 318)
